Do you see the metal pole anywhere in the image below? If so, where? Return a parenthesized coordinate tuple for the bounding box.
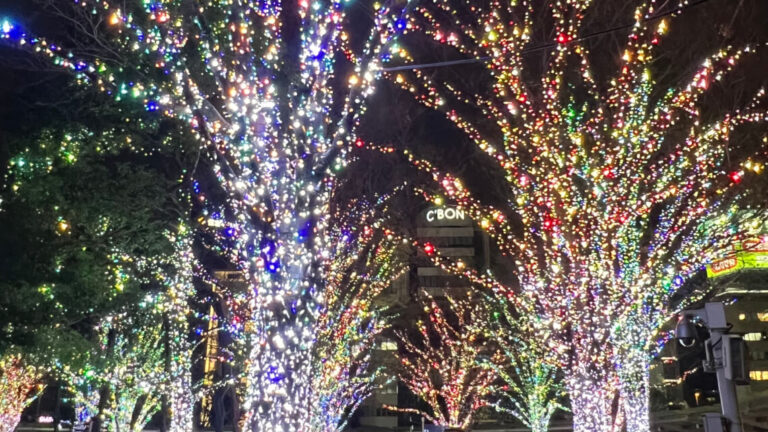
(710, 330, 742, 432)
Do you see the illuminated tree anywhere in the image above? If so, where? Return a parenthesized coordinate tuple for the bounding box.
(476, 298, 566, 432)
(390, 294, 498, 430)
(0, 93, 197, 431)
(383, 1, 768, 430)
(75, 309, 166, 432)
(1, 2, 413, 429)
(60, 247, 194, 432)
(201, 198, 407, 431)
(307, 202, 406, 431)
(0, 354, 42, 432)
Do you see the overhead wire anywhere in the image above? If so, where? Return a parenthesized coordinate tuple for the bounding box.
(382, 0, 718, 72)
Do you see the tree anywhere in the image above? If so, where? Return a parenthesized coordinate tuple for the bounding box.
(0, 89, 197, 431)
(71, 309, 166, 432)
(383, 0, 768, 430)
(197, 197, 407, 431)
(1, 2, 413, 428)
(390, 294, 498, 430)
(307, 201, 406, 431)
(476, 297, 566, 432)
(0, 354, 42, 432)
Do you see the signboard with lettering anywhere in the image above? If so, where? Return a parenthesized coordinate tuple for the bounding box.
(706, 236, 768, 278)
(419, 206, 473, 227)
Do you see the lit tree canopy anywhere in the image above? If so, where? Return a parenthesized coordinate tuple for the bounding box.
(0, 79, 198, 431)
(475, 296, 566, 432)
(0, 125, 183, 351)
(390, 294, 498, 430)
(307, 200, 406, 431)
(381, 0, 768, 431)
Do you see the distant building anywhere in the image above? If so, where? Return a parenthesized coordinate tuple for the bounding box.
(356, 206, 490, 430)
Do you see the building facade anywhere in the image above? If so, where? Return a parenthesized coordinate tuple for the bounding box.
(355, 206, 490, 430)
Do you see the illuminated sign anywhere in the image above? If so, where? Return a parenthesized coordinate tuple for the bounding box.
(425, 207, 466, 223)
(707, 236, 768, 278)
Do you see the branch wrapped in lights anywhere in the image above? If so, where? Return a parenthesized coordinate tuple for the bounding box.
(388, 294, 499, 430)
(474, 296, 566, 432)
(2, 1, 414, 429)
(307, 201, 407, 431)
(0, 354, 42, 432)
(62, 308, 166, 432)
(383, 0, 768, 430)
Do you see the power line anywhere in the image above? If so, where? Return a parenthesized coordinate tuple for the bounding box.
(382, 0, 717, 72)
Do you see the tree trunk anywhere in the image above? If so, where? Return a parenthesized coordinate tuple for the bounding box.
(566, 378, 622, 432)
(0, 410, 24, 432)
(131, 394, 148, 432)
(232, 386, 242, 432)
(617, 351, 651, 432)
(527, 407, 554, 432)
(94, 328, 116, 432)
(92, 385, 110, 432)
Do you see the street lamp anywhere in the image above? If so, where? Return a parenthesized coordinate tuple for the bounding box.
(675, 302, 749, 432)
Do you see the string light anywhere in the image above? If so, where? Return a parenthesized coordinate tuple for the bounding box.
(388, 295, 498, 430)
(477, 297, 566, 432)
(1, 112, 197, 429)
(56, 234, 196, 432)
(307, 202, 406, 431)
(0, 355, 42, 432)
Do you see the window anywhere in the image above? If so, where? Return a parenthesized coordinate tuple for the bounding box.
(757, 312, 768, 322)
(380, 381, 398, 394)
(749, 370, 768, 381)
(743, 332, 764, 342)
(379, 340, 397, 351)
(418, 275, 466, 288)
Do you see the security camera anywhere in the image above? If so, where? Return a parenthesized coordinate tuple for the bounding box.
(675, 316, 698, 348)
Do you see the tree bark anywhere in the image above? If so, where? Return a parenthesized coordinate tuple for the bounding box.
(93, 328, 117, 432)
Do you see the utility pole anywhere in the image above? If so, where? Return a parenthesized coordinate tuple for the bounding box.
(676, 302, 749, 432)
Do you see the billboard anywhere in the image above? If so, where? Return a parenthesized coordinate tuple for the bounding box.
(706, 236, 768, 278)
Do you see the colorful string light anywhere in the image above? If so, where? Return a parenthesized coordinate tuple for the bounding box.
(58, 235, 195, 432)
(2, 115, 196, 430)
(306, 202, 406, 431)
(476, 297, 566, 432)
(0, 354, 42, 432)
(388, 294, 499, 430)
